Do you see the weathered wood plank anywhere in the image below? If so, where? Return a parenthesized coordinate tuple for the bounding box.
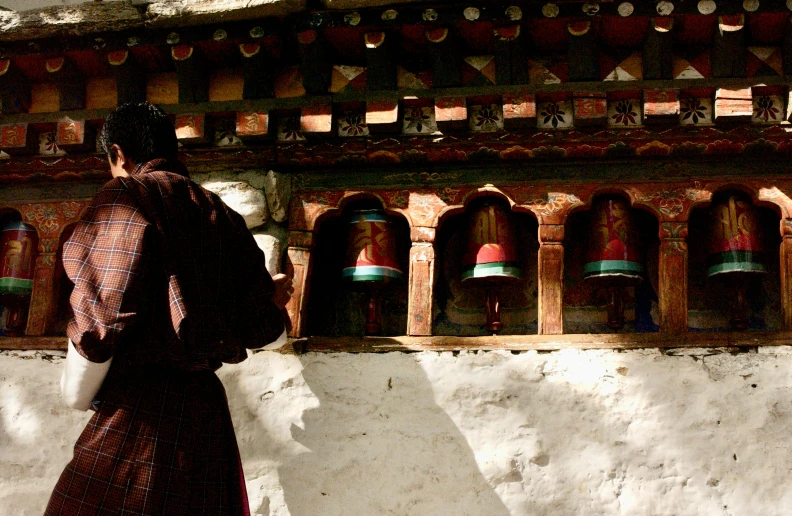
(643, 18, 674, 80)
(240, 43, 275, 99)
(426, 28, 461, 88)
(0, 59, 30, 114)
(568, 21, 598, 82)
(538, 224, 564, 335)
(172, 45, 210, 104)
(365, 32, 396, 91)
(46, 57, 85, 111)
(298, 30, 332, 95)
(407, 237, 435, 336)
(292, 331, 792, 354)
(108, 50, 146, 105)
(712, 15, 746, 78)
(658, 222, 688, 334)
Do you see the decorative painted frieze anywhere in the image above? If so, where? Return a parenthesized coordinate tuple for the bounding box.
(608, 98, 642, 127)
(402, 106, 438, 135)
(537, 100, 573, 129)
(679, 98, 713, 125)
(469, 104, 504, 132)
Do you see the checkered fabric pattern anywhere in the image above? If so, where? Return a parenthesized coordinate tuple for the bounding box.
(47, 159, 285, 514)
(46, 368, 249, 515)
(63, 158, 284, 367)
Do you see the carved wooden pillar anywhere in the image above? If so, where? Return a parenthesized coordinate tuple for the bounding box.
(285, 230, 312, 338)
(538, 224, 564, 335)
(780, 219, 792, 331)
(407, 227, 435, 336)
(658, 222, 688, 334)
(25, 251, 57, 336)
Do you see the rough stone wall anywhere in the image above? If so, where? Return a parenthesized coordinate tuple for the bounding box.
(3, 346, 792, 515)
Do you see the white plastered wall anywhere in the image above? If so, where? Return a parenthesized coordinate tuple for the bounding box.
(3, 346, 792, 515)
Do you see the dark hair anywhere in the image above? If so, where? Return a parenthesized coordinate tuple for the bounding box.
(99, 102, 178, 165)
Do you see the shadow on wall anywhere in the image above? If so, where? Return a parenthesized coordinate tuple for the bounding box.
(224, 349, 511, 516)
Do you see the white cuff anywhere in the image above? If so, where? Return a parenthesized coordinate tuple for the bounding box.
(60, 339, 113, 411)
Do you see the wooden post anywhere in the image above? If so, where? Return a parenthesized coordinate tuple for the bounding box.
(712, 15, 746, 78)
(25, 252, 58, 336)
(407, 227, 435, 336)
(494, 25, 528, 85)
(538, 224, 564, 335)
(285, 230, 312, 338)
(46, 57, 85, 111)
(643, 18, 674, 80)
(171, 45, 210, 104)
(240, 43, 274, 99)
(426, 28, 461, 88)
(658, 222, 688, 334)
(365, 32, 397, 91)
(108, 50, 146, 104)
(568, 22, 597, 82)
(780, 219, 792, 331)
(298, 30, 332, 95)
(0, 59, 30, 114)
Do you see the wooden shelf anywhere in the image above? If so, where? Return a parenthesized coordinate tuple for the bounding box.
(5, 333, 791, 355)
(0, 336, 67, 351)
(292, 332, 792, 354)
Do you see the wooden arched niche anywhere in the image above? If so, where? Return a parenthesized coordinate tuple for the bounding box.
(687, 186, 782, 331)
(305, 194, 411, 337)
(562, 189, 661, 334)
(433, 190, 539, 336)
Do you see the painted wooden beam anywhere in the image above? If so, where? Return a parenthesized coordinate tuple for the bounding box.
(434, 96, 467, 130)
(643, 18, 674, 80)
(108, 50, 146, 105)
(298, 30, 332, 95)
(240, 43, 275, 99)
(174, 113, 208, 144)
(0, 60, 30, 115)
(55, 118, 94, 152)
(568, 21, 598, 82)
(171, 45, 210, 104)
(714, 87, 752, 121)
(712, 15, 746, 78)
(643, 89, 679, 121)
(46, 57, 85, 111)
(236, 111, 269, 139)
(502, 92, 536, 129)
(0, 123, 37, 155)
(572, 92, 607, 126)
(365, 99, 399, 130)
(286, 230, 313, 338)
(425, 28, 462, 88)
(300, 102, 333, 133)
(494, 25, 528, 86)
(365, 32, 396, 91)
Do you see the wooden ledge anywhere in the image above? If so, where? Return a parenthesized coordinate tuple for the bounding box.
(5, 333, 792, 355)
(0, 336, 66, 351)
(292, 332, 792, 354)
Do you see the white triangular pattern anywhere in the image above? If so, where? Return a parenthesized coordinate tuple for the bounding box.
(748, 46, 774, 62)
(675, 65, 705, 80)
(464, 55, 494, 71)
(603, 66, 639, 82)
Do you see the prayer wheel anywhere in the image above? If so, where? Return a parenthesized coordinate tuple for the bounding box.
(342, 209, 403, 335)
(584, 197, 644, 330)
(706, 193, 766, 329)
(0, 221, 37, 336)
(461, 201, 522, 333)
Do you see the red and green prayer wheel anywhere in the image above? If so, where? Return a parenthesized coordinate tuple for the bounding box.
(342, 209, 403, 335)
(706, 194, 766, 278)
(584, 197, 644, 282)
(0, 221, 37, 296)
(461, 201, 521, 333)
(461, 202, 522, 283)
(342, 209, 404, 283)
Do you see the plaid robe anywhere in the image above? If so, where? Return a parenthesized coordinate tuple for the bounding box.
(46, 159, 284, 515)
